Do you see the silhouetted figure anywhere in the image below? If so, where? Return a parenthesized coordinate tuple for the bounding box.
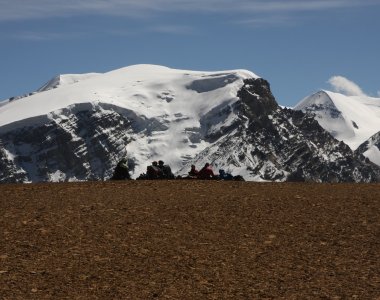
(146, 161, 162, 179)
(197, 163, 216, 180)
(111, 158, 131, 180)
(219, 169, 233, 180)
(158, 160, 175, 179)
(188, 165, 199, 178)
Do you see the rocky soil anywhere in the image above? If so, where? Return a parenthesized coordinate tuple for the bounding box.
(0, 181, 379, 299)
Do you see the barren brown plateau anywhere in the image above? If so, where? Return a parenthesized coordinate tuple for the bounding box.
(0, 181, 379, 299)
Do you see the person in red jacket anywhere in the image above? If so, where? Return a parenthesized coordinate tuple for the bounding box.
(197, 163, 215, 179)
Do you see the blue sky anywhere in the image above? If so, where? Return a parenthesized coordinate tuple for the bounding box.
(1, 0, 379, 106)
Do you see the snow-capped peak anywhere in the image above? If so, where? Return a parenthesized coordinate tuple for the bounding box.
(0, 64, 259, 129)
(295, 90, 380, 150)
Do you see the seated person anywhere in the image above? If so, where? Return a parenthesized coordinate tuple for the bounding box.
(197, 163, 215, 180)
(188, 165, 199, 177)
(158, 160, 175, 179)
(219, 169, 233, 180)
(146, 161, 162, 179)
(111, 158, 131, 180)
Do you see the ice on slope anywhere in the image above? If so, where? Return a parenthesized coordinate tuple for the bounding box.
(364, 144, 380, 166)
(295, 90, 380, 150)
(361, 132, 380, 166)
(0, 73, 100, 105)
(0, 64, 258, 177)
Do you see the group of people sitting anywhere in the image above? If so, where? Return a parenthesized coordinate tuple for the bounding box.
(111, 158, 244, 181)
(188, 163, 238, 180)
(143, 160, 175, 180)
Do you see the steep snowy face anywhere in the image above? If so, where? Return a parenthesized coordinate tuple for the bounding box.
(295, 91, 380, 150)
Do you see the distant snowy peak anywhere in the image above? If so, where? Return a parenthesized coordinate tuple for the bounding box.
(294, 90, 380, 150)
(294, 91, 356, 142)
(37, 73, 101, 92)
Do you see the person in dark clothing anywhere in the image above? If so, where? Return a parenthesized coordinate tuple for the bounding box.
(197, 163, 216, 180)
(219, 169, 234, 180)
(188, 165, 199, 178)
(158, 160, 175, 179)
(111, 158, 131, 180)
(146, 161, 162, 179)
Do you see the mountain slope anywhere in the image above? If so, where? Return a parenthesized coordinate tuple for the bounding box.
(0, 65, 255, 129)
(294, 91, 380, 150)
(0, 65, 379, 183)
(1, 72, 101, 104)
(356, 131, 380, 166)
(37, 73, 101, 92)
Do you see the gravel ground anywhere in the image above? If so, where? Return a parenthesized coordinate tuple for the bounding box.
(0, 181, 379, 299)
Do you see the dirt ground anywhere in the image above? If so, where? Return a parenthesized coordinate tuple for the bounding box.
(0, 181, 379, 299)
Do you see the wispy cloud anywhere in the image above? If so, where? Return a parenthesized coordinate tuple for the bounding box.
(234, 0, 380, 13)
(2, 0, 380, 41)
(328, 76, 366, 97)
(9, 31, 85, 41)
(1, 0, 379, 21)
(5, 25, 193, 41)
(237, 15, 295, 28)
(150, 25, 194, 35)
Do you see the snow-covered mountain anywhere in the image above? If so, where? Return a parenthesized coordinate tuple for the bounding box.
(294, 90, 380, 166)
(294, 91, 380, 150)
(0, 65, 379, 183)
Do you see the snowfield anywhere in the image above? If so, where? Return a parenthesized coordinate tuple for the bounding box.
(0, 65, 257, 128)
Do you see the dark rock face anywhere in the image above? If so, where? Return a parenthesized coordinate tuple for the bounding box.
(0, 146, 28, 183)
(0, 104, 133, 183)
(279, 109, 379, 182)
(237, 78, 278, 118)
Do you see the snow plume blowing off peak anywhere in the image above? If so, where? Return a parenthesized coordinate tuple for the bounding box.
(328, 76, 366, 97)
